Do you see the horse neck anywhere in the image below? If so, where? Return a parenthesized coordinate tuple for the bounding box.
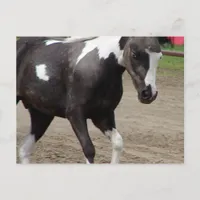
(92, 36, 126, 75)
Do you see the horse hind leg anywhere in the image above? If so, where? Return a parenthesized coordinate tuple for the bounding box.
(19, 107, 54, 164)
(91, 111, 123, 164)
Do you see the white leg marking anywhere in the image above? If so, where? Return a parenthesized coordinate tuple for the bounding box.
(105, 128, 123, 164)
(145, 49, 162, 96)
(86, 158, 91, 164)
(76, 36, 124, 65)
(35, 64, 49, 81)
(19, 134, 35, 164)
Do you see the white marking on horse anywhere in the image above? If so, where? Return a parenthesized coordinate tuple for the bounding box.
(76, 36, 124, 65)
(19, 134, 35, 164)
(35, 64, 49, 81)
(45, 40, 61, 46)
(105, 128, 123, 164)
(45, 37, 96, 46)
(64, 36, 95, 43)
(145, 49, 163, 96)
(86, 158, 91, 164)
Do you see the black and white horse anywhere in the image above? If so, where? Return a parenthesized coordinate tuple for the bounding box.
(17, 36, 162, 164)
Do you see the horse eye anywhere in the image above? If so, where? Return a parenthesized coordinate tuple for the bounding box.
(132, 53, 136, 58)
(131, 51, 137, 58)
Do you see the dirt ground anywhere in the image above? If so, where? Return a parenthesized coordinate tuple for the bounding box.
(16, 69, 184, 164)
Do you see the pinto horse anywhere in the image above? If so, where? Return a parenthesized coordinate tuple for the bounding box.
(17, 36, 162, 164)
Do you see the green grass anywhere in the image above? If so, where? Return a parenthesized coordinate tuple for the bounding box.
(162, 44, 184, 52)
(158, 45, 184, 76)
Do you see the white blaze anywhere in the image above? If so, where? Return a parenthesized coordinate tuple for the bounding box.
(145, 49, 162, 96)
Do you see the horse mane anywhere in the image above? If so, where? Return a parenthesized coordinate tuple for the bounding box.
(46, 36, 98, 43)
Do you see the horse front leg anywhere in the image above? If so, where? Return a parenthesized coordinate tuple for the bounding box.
(91, 111, 123, 164)
(68, 108, 95, 164)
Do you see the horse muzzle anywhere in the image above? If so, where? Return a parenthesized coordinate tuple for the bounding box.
(138, 85, 158, 104)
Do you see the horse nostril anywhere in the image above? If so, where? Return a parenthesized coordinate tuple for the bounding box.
(141, 89, 150, 99)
